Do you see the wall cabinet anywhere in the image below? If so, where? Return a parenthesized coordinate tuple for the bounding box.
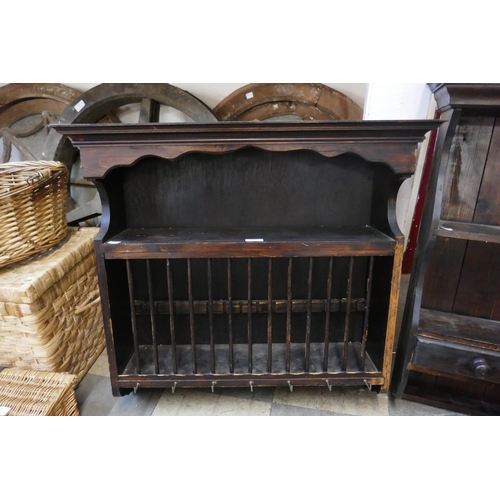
(392, 84, 500, 414)
(54, 121, 438, 396)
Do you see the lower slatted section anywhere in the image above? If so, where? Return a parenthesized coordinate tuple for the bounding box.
(116, 256, 384, 381)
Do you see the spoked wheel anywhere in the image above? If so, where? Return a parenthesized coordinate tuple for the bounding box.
(213, 83, 363, 122)
(0, 83, 81, 163)
(42, 83, 219, 224)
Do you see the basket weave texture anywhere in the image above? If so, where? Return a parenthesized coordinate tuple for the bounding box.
(0, 368, 79, 416)
(0, 161, 68, 268)
(0, 227, 105, 384)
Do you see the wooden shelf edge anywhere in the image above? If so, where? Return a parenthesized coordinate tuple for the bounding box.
(100, 226, 397, 259)
(435, 220, 500, 244)
(416, 308, 500, 352)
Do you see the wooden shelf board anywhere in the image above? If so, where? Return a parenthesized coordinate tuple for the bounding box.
(416, 308, 500, 352)
(435, 220, 500, 244)
(121, 342, 379, 377)
(101, 226, 396, 258)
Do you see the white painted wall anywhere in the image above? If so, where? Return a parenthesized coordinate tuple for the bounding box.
(363, 83, 435, 245)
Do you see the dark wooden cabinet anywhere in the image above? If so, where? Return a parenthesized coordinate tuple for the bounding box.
(392, 84, 500, 414)
(54, 121, 438, 396)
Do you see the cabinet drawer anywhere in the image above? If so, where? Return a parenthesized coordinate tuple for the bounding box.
(411, 336, 500, 384)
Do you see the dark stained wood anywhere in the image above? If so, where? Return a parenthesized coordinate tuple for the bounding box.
(453, 241, 500, 320)
(393, 84, 500, 411)
(146, 260, 159, 374)
(101, 226, 397, 259)
(51, 121, 441, 177)
(286, 258, 293, 373)
(412, 337, 500, 384)
(323, 257, 334, 372)
(441, 115, 494, 222)
(305, 257, 314, 372)
(247, 258, 253, 373)
(267, 258, 273, 373)
(207, 258, 215, 374)
(472, 117, 500, 225)
(227, 259, 234, 374)
(431, 83, 500, 114)
(56, 120, 434, 396)
(435, 220, 500, 243)
(133, 297, 366, 316)
(121, 342, 379, 378)
(187, 258, 197, 374)
(421, 237, 468, 312)
(417, 308, 500, 351)
(126, 260, 141, 374)
(166, 259, 178, 374)
(361, 257, 374, 369)
(342, 257, 354, 371)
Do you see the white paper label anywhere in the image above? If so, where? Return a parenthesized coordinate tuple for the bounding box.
(245, 92, 254, 100)
(74, 100, 85, 112)
(0, 407, 11, 416)
(245, 238, 264, 242)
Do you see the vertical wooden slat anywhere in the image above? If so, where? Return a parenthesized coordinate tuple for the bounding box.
(166, 259, 178, 374)
(126, 260, 141, 375)
(247, 258, 252, 373)
(267, 258, 273, 373)
(361, 257, 374, 370)
(146, 260, 159, 374)
(228, 258, 234, 374)
(286, 258, 293, 373)
(207, 258, 215, 374)
(323, 257, 333, 372)
(342, 257, 354, 372)
(305, 257, 313, 372)
(187, 258, 197, 374)
(382, 239, 405, 393)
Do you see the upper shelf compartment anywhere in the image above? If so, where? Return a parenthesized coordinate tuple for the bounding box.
(50, 120, 443, 179)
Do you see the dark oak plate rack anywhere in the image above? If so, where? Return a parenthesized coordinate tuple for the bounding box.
(53, 120, 439, 396)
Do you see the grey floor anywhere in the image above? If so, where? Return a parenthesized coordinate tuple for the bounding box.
(75, 275, 465, 416)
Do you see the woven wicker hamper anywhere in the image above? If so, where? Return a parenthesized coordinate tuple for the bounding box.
(0, 227, 105, 384)
(0, 161, 68, 268)
(0, 368, 79, 416)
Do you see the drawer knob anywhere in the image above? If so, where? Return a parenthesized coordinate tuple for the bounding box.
(470, 358, 492, 379)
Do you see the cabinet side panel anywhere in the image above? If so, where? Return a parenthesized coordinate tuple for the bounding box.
(453, 241, 500, 320)
(473, 116, 500, 225)
(421, 237, 468, 312)
(441, 115, 494, 222)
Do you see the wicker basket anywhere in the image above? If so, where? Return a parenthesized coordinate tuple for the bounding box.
(0, 368, 79, 416)
(0, 227, 105, 384)
(0, 161, 68, 268)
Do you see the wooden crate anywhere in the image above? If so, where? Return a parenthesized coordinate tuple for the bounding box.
(0, 227, 105, 384)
